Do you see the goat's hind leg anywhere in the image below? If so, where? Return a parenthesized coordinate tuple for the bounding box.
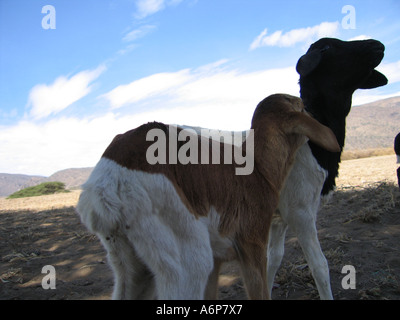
(99, 233, 155, 299)
(204, 258, 222, 299)
(267, 214, 288, 297)
(236, 241, 269, 300)
(124, 211, 213, 299)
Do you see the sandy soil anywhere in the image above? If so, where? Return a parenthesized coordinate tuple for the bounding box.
(1, 155, 399, 300)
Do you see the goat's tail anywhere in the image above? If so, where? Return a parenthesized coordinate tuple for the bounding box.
(76, 158, 127, 235)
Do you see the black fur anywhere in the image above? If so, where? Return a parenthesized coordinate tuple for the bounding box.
(297, 38, 388, 194)
(394, 132, 400, 155)
(394, 132, 400, 189)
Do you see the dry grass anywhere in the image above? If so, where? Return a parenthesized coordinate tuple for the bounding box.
(336, 154, 398, 187)
(0, 190, 81, 213)
(341, 148, 394, 161)
(338, 182, 397, 224)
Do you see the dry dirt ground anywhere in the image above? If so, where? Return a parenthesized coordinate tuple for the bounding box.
(1, 155, 399, 300)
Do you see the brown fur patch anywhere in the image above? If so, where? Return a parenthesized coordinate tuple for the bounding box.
(102, 122, 275, 237)
(101, 95, 311, 240)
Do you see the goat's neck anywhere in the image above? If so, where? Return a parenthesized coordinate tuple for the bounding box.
(302, 93, 350, 147)
(255, 145, 297, 194)
(300, 86, 353, 195)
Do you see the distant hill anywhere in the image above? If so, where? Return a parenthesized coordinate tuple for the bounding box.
(345, 96, 400, 150)
(0, 168, 92, 197)
(0, 174, 47, 198)
(47, 167, 93, 190)
(1, 96, 400, 197)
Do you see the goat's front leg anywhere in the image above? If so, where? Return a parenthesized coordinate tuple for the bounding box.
(293, 215, 333, 300)
(236, 241, 269, 300)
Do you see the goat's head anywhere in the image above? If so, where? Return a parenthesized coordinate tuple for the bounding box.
(296, 38, 388, 195)
(296, 37, 388, 119)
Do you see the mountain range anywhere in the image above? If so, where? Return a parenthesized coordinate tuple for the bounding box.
(346, 96, 400, 150)
(0, 168, 93, 198)
(1, 96, 399, 197)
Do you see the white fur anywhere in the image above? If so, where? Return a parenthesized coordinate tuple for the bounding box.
(269, 143, 333, 299)
(78, 158, 229, 299)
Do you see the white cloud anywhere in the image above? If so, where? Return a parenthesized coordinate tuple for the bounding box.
(102, 61, 300, 130)
(134, 0, 183, 19)
(250, 21, 340, 50)
(347, 35, 372, 41)
(27, 65, 106, 120)
(122, 24, 156, 42)
(377, 60, 400, 84)
(1, 61, 301, 176)
(117, 43, 138, 56)
(0, 115, 119, 176)
(102, 69, 193, 109)
(353, 90, 400, 106)
(135, 0, 165, 19)
(101, 60, 300, 114)
(351, 59, 400, 106)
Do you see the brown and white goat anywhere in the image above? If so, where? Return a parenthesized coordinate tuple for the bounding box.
(77, 94, 340, 299)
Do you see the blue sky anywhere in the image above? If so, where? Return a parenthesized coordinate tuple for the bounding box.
(1, 0, 400, 176)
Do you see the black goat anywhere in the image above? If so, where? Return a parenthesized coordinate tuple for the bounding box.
(266, 37, 388, 299)
(297, 37, 388, 194)
(394, 132, 400, 188)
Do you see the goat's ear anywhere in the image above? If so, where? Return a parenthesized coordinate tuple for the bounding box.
(296, 50, 322, 77)
(291, 113, 341, 153)
(359, 70, 388, 89)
